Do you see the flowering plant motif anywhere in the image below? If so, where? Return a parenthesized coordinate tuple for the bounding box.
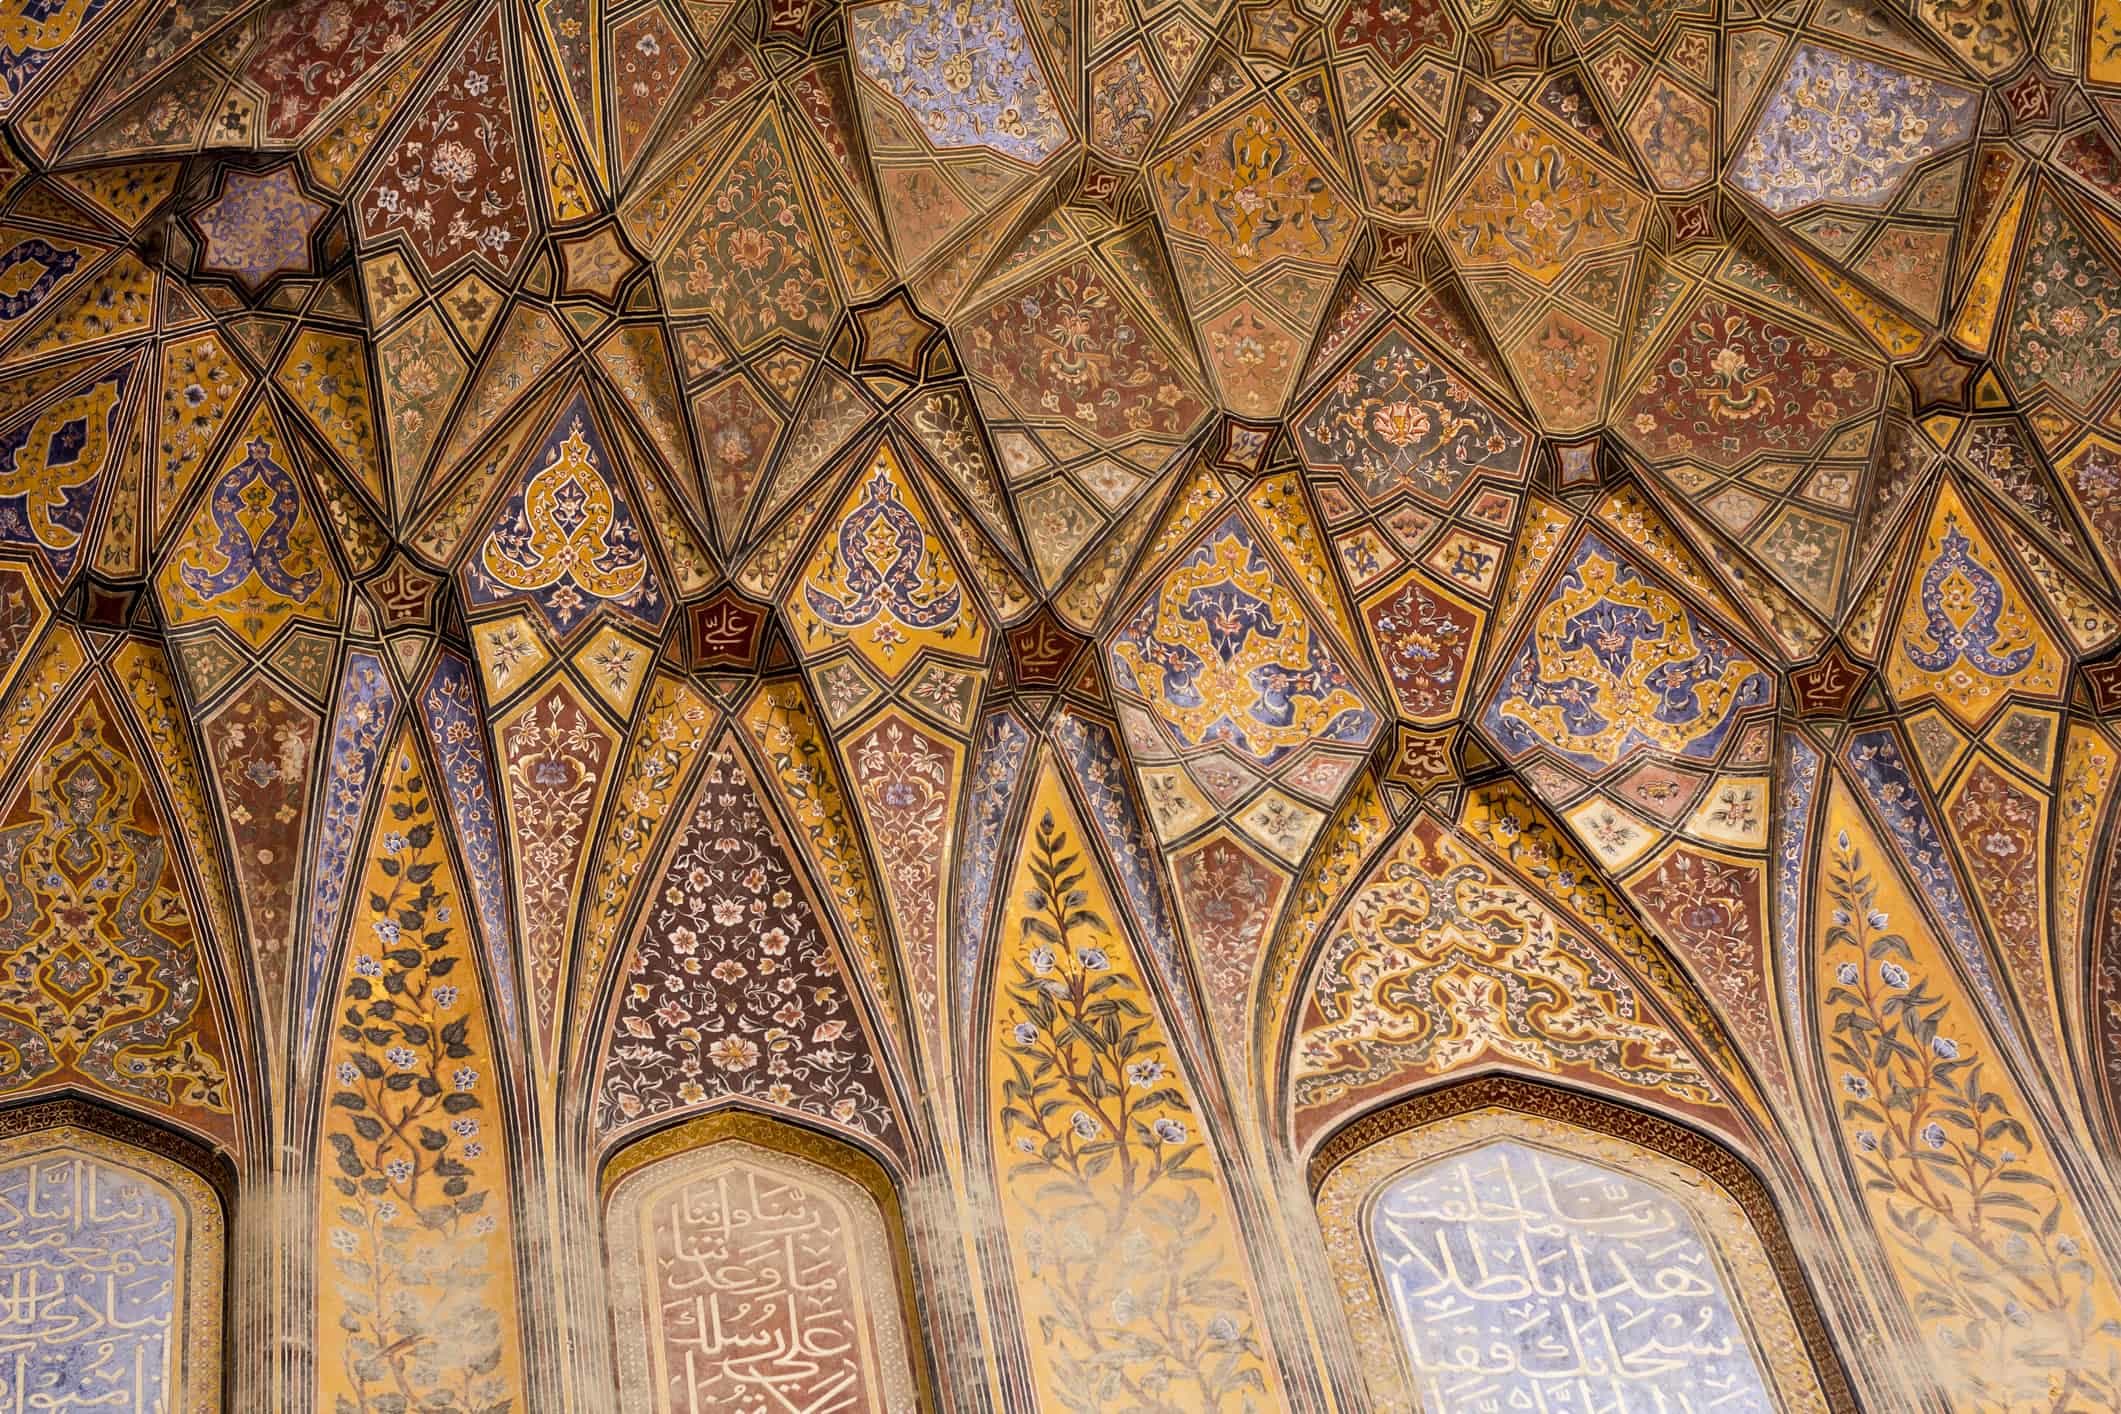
(354, 13, 530, 278)
(1731, 45, 1976, 214)
(663, 115, 834, 348)
(996, 810, 1269, 1412)
(319, 741, 519, 1414)
(1823, 833, 2121, 1409)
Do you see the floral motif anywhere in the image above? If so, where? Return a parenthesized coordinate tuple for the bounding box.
(595, 742, 898, 1145)
(464, 394, 667, 641)
(316, 731, 523, 1414)
(579, 677, 714, 1011)
(0, 0, 119, 99)
(1331, 0, 1455, 70)
(851, 0, 1067, 163)
(659, 112, 837, 349)
(1293, 814, 1723, 1144)
(305, 653, 398, 1041)
(203, 678, 318, 1020)
(1946, 759, 2060, 1056)
(498, 684, 615, 1067)
(1352, 102, 1439, 217)
(1172, 834, 1284, 1050)
(1624, 75, 1714, 191)
(1820, 813, 2121, 1410)
(956, 710, 1030, 1014)
(1886, 496, 2062, 727)
(191, 166, 324, 288)
(961, 259, 1208, 445)
(1731, 46, 1976, 214)
(1447, 114, 1644, 282)
(1153, 103, 1351, 272)
(246, 0, 452, 139)
(1050, 710, 1199, 1042)
(158, 413, 344, 649)
(354, 11, 529, 277)
(274, 329, 385, 509)
(0, 368, 128, 582)
(1296, 325, 1528, 508)
(1626, 847, 1787, 1093)
(612, 7, 695, 174)
(419, 651, 516, 1041)
(786, 445, 986, 680)
(1618, 298, 1879, 469)
(1364, 571, 1480, 722)
(2001, 193, 2121, 413)
(848, 712, 956, 1040)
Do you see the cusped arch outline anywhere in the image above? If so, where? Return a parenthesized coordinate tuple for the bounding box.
(597, 1106, 936, 1414)
(0, 1096, 234, 1413)
(1305, 1076, 1857, 1414)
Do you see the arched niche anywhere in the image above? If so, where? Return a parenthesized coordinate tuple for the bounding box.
(599, 1109, 930, 1413)
(0, 1098, 230, 1412)
(1307, 1077, 1853, 1414)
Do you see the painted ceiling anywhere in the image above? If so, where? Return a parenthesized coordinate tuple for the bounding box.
(2, 0, 2121, 1406)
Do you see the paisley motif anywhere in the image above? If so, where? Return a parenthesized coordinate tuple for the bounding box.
(1886, 492, 2063, 725)
(1110, 513, 1378, 764)
(1901, 521, 2035, 678)
(178, 438, 324, 605)
(1483, 535, 1771, 772)
(464, 394, 667, 641)
(802, 469, 963, 633)
(157, 409, 343, 649)
(784, 442, 987, 679)
(0, 366, 126, 580)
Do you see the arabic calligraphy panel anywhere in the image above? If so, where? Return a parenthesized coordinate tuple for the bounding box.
(604, 1123, 922, 1414)
(0, 1123, 224, 1414)
(1313, 1102, 1834, 1414)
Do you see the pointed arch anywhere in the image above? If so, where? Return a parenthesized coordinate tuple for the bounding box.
(0, 1096, 232, 1411)
(1307, 1076, 1855, 1414)
(598, 1107, 932, 1413)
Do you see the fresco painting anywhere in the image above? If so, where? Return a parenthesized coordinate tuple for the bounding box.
(0, 3, 2117, 1408)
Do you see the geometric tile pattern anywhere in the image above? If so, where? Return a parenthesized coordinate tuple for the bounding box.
(5, 0, 2121, 1408)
